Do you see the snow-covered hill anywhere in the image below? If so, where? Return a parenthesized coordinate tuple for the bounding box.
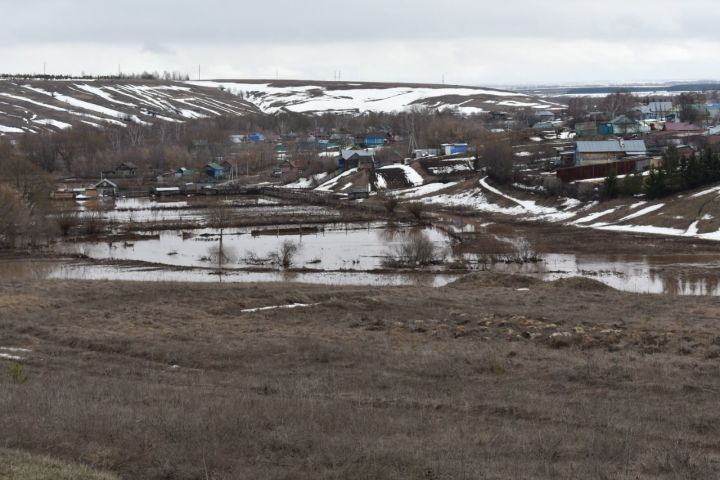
(0, 80, 259, 135)
(187, 80, 562, 115)
(0, 78, 564, 136)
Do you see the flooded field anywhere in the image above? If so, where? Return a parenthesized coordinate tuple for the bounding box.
(62, 196, 341, 224)
(12, 196, 720, 293)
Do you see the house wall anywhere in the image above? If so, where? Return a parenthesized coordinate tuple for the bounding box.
(576, 152, 623, 165)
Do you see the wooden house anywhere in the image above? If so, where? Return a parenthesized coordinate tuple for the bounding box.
(94, 179, 118, 197)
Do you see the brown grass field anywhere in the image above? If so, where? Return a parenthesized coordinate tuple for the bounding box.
(2, 274, 720, 479)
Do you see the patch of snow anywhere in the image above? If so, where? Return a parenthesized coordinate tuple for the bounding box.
(690, 186, 720, 198)
(572, 208, 618, 224)
(617, 203, 664, 223)
(282, 172, 329, 189)
(74, 84, 136, 107)
(375, 173, 387, 189)
(241, 303, 318, 313)
(389, 182, 459, 199)
(685, 221, 700, 236)
(479, 177, 563, 217)
(379, 164, 424, 187)
(593, 224, 687, 236)
(0, 125, 24, 133)
(0, 353, 22, 361)
(315, 168, 358, 192)
(33, 118, 72, 130)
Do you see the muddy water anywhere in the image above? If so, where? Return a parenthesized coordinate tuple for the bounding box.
(13, 199, 720, 292)
(56, 223, 451, 271)
(487, 254, 720, 295)
(62, 196, 340, 224)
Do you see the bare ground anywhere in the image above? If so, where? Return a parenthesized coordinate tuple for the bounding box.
(1, 274, 720, 479)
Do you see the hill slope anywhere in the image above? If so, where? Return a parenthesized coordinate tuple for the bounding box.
(0, 79, 259, 134)
(0, 78, 563, 136)
(187, 79, 562, 114)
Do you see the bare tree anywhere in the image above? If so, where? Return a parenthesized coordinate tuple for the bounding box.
(483, 136, 515, 184)
(600, 92, 635, 119)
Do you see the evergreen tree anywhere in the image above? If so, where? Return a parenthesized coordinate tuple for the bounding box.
(603, 168, 619, 199)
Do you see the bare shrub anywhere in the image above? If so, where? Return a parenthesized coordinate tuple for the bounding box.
(406, 202, 425, 220)
(503, 238, 543, 263)
(82, 212, 103, 235)
(384, 231, 442, 267)
(56, 211, 80, 237)
(383, 196, 399, 215)
(270, 240, 300, 268)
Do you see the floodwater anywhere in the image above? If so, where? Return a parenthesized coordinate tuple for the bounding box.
(486, 253, 720, 296)
(13, 198, 720, 293)
(56, 222, 451, 271)
(62, 196, 340, 224)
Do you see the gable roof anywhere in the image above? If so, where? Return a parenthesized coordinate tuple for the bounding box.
(608, 115, 638, 125)
(576, 140, 647, 154)
(664, 122, 704, 132)
(341, 149, 375, 160)
(206, 162, 224, 170)
(95, 179, 118, 188)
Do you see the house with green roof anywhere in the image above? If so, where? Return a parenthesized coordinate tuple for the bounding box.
(598, 115, 651, 136)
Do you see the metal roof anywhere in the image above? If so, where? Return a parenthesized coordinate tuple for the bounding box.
(576, 140, 647, 154)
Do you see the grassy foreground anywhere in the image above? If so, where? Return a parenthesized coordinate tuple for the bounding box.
(0, 450, 118, 480)
(2, 274, 720, 479)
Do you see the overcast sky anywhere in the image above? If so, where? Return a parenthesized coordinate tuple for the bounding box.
(2, 0, 719, 86)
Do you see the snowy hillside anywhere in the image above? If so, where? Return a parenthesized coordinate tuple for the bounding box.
(0, 80, 259, 135)
(187, 80, 561, 115)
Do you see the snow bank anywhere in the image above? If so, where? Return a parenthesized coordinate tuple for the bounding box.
(315, 168, 358, 192)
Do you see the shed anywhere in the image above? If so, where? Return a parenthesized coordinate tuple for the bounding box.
(441, 143, 469, 156)
(94, 179, 118, 197)
(205, 162, 225, 178)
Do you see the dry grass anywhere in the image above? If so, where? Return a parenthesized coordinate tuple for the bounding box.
(0, 449, 119, 480)
(1, 276, 720, 479)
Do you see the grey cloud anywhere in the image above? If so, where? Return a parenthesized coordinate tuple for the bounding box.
(2, 0, 719, 45)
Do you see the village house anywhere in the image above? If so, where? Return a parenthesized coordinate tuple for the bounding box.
(339, 149, 376, 170)
(114, 162, 138, 177)
(574, 139, 648, 166)
(574, 121, 598, 137)
(355, 132, 390, 148)
(598, 115, 651, 136)
(634, 101, 676, 121)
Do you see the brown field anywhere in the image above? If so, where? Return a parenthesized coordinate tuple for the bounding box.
(2, 273, 720, 479)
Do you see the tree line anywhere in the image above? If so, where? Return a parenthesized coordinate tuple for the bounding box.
(603, 146, 720, 200)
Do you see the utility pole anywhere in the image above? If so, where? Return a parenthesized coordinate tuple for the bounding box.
(198, 64, 201, 81)
(43, 62, 46, 77)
